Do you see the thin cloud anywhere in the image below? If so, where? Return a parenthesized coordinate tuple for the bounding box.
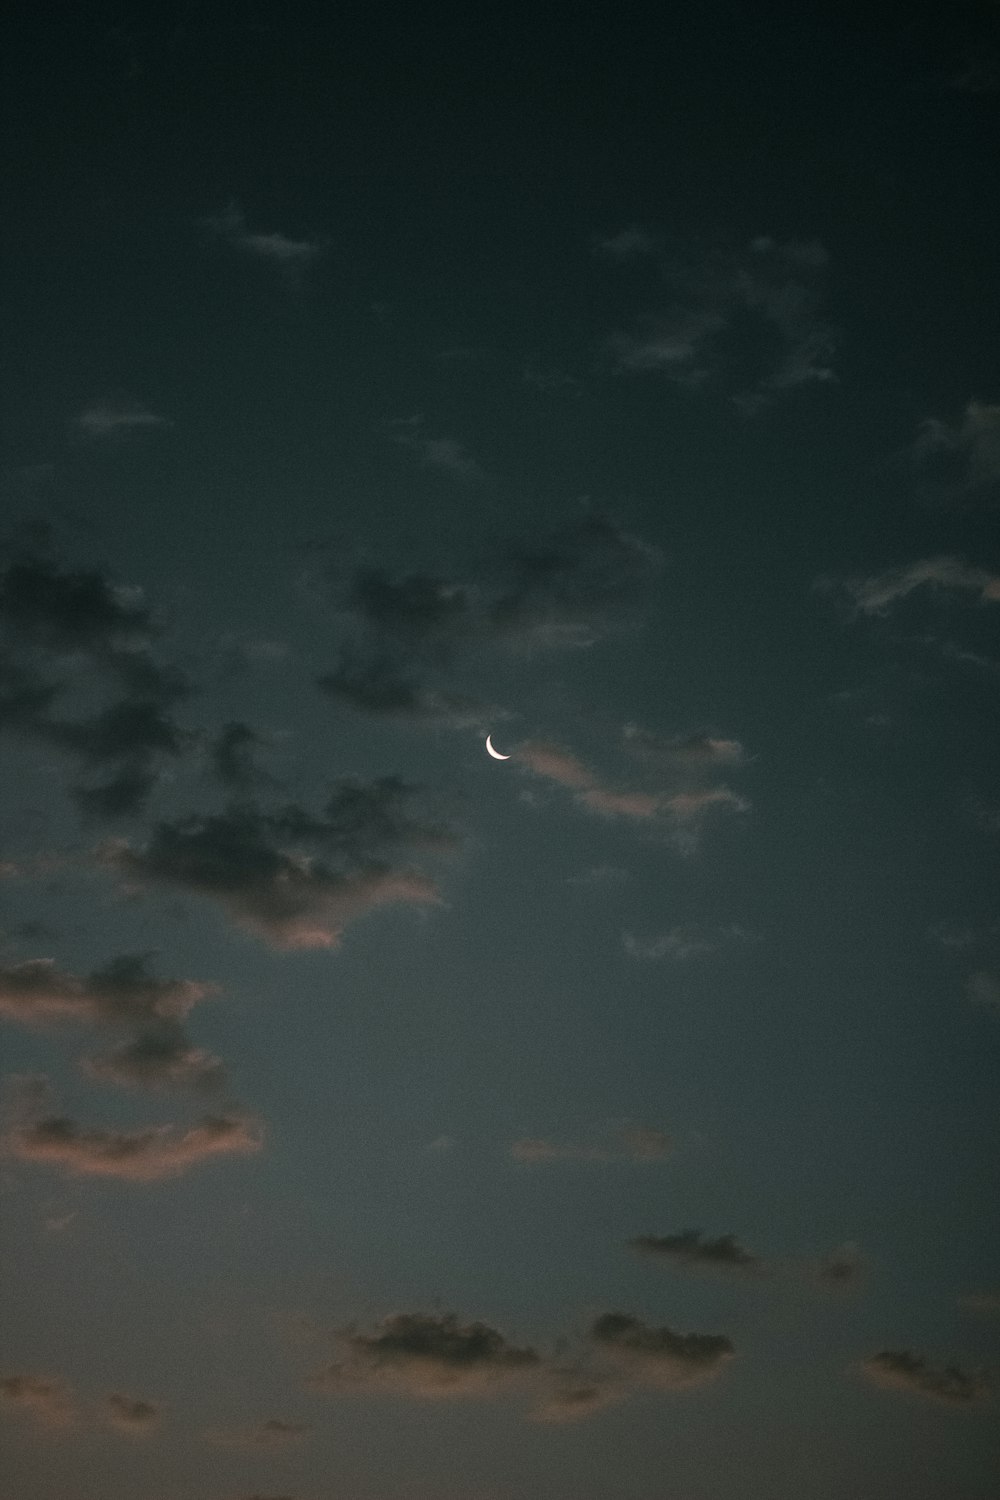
(306, 1311, 540, 1398)
(623, 923, 757, 962)
(589, 1312, 734, 1389)
(0, 1373, 77, 1427)
(968, 971, 1000, 1011)
(630, 1229, 762, 1274)
(860, 1350, 990, 1404)
(388, 418, 489, 483)
(831, 556, 1000, 615)
(959, 1291, 1000, 1316)
(592, 226, 658, 261)
(5, 1111, 261, 1181)
(813, 1242, 866, 1289)
(911, 400, 1000, 506)
(104, 1392, 162, 1433)
(206, 203, 322, 265)
(208, 1417, 310, 1447)
(605, 235, 836, 409)
(83, 1026, 226, 1092)
(510, 1123, 669, 1164)
(530, 1372, 625, 1423)
(74, 402, 171, 440)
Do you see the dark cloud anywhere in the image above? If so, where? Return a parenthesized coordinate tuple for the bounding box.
(860, 1350, 990, 1404)
(208, 1417, 310, 1447)
(606, 235, 836, 410)
(210, 722, 271, 790)
(5, 1111, 261, 1181)
(0, 1373, 77, 1427)
(307, 1311, 540, 1397)
(814, 1243, 865, 1288)
(318, 517, 659, 722)
(629, 1230, 762, 1274)
(531, 1372, 624, 1423)
(83, 1024, 226, 1092)
(589, 1312, 734, 1388)
(0, 953, 215, 1028)
(910, 401, 1000, 507)
(0, 553, 190, 815)
(104, 1392, 162, 1433)
(104, 789, 449, 949)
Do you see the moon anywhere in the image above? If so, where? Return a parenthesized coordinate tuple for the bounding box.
(485, 734, 511, 761)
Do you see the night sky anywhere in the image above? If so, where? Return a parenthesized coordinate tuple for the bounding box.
(2, 5, 999, 1498)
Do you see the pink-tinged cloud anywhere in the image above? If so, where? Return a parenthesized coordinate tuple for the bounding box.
(838, 556, 1000, 615)
(5, 1112, 261, 1181)
(0, 955, 215, 1028)
(590, 1312, 735, 1389)
(510, 1123, 670, 1163)
(530, 1373, 625, 1422)
(0, 1374, 77, 1427)
(515, 741, 596, 790)
(578, 787, 661, 819)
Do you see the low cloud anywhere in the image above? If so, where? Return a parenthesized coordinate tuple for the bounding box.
(589, 1312, 734, 1389)
(510, 1122, 669, 1164)
(5, 1110, 261, 1181)
(207, 203, 322, 265)
(104, 1392, 162, 1433)
(0, 1373, 77, 1427)
(860, 1350, 990, 1404)
(630, 1230, 762, 1275)
(103, 787, 450, 949)
(0, 953, 214, 1029)
(306, 1311, 540, 1398)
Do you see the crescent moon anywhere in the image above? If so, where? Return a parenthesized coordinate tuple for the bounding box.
(485, 734, 511, 761)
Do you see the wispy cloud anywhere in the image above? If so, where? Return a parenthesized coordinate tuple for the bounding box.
(623, 923, 757, 961)
(604, 235, 836, 409)
(910, 400, 1000, 506)
(827, 556, 1000, 616)
(206, 203, 322, 265)
(0, 1373, 77, 1427)
(860, 1349, 990, 1404)
(510, 1123, 670, 1164)
(103, 1391, 162, 1434)
(74, 402, 171, 440)
(207, 1417, 310, 1447)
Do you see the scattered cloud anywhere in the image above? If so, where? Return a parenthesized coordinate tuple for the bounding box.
(813, 1242, 866, 1289)
(210, 721, 273, 791)
(605, 235, 836, 409)
(910, 401, 1000, 506)
(530, 1372, 624, 1423)
(623, 923, 756, 961)
(0, 953, 214, 1029)
(630, 1229, 762, 1275)
(566, 864, 629, 887)
(5, 1110, 261, 1181)
(959, 1291, 1000, 1316)
(388, 418, 490, 483)
(307, 1312, 540, 1398)
(968, 971, 1000, 1011)
(103, 787, 450, 949)
(0, 1373, 77, 1427)
(83, 1026, 226, 1092)
(104, 1392, 162, 1433)
(206, 203, 322, 265)
(589, 1312, 734, 1389)
(829, 556, 1000, 616)
(510, 1123, 670, 1164)
(74, 402, 171, 440)
(860, 1349, 990, 1404)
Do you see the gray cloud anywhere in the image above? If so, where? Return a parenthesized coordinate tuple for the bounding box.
(83, 1025, 226, 1093)
(968, 971, 1000, 1011)
(630, 1230, 762, 1274)
(207, 203, 322, 265)
(959, 1291, 1000, 1316)
(830, 556, 1000, 616)
(0, 1373, 77, 1427)
(103, 788, 449, 949)
(860, 1350, 990, 1404)
(104, 1392, 162, 1433)
(623, 923, 757, 961)
(0, 953, 215, 1029)
(813, 1242, 865, 1288)
(307, 1311, 540, 1397)
(74, 402, 170, 440)
(530, 1372, 624, 1423)
(210, 721, 272, 790)
(606, 235, 836, 409)
(208, 1417, 310, 1447)
(911, 401, 1000, 506)
(589, 1312, 735, 1388)
(5, 1110, 261, 1181)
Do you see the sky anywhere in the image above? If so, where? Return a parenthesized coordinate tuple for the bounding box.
(1, 4, 999, 1498)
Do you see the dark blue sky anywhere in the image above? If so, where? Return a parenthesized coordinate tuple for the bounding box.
(1, 5, 999, 1498)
